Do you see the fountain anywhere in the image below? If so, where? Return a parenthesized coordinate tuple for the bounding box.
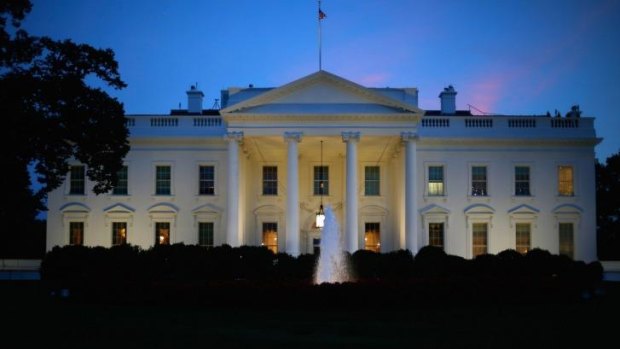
(314, 205, 351, 284)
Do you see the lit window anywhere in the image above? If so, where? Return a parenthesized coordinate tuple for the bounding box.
(112, 222, 127, 246)
(262, 166, 278, 196)
(69, 165, 85, 195)
(313, 166, 329, 196)
(69, 222, 84, 246)
(428, 166, 445, 196)
(515, 223, 531, 254)
(364, 166, 380, 196)
(559, 223, 574, 259)
(112, 166, 128, 195)
(155, 222, 170, 245)
(364, 222, 380, 252)
(428, 223, 444, 250)
(471, 166, 487, 196)
(262, 222, 278, 254)
(155, 166, 171, 195)
(472, 223, 488, 257)
(558, 166, 574, 196)
(199, 166, 215, 195)
(198, 222, 214, 248)
(514, 166, 530, 196)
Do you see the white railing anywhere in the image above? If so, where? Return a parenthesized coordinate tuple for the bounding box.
(150, 118, 179, 127)
(193, 117, 222, 127)
(421, 118, 450, 127)
(420, 116, 595, 138)
(508, 119, 536, 128)
(465, 118, 493, 128)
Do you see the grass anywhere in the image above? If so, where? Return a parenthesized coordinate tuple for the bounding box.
(1, 281, 619, 349)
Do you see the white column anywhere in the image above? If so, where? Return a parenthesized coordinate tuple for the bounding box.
(402, 132, 418, 253)
(284, 132, 302, 256)
(342, 132, 360, 253)
(225, 131, 243, 246)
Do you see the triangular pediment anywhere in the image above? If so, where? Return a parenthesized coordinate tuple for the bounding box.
(221, 70, 423, 116)
(508, 204, 539, 216)
(103, 203, 135, 214)
(420, 204, 451, 215)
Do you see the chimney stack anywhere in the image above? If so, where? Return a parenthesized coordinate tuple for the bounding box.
(439, 85, 457, 115)
(187, 85, 204, 114)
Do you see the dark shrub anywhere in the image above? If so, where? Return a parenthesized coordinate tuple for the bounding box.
(413, 245, 448, 277)
(351, 249, 381, 280)
(381, 249, 414, 279)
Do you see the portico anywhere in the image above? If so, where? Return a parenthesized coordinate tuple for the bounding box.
(220, 70, 423, 255)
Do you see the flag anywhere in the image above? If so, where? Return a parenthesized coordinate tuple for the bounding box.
(319, 9, 326, 20)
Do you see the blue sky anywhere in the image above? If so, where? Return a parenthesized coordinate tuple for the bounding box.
(22, 0, 620, 161)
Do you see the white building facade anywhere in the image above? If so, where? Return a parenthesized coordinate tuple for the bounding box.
(46, 71, 601, 262)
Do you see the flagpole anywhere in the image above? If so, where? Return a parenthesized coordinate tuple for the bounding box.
(318, 0, 322, 71)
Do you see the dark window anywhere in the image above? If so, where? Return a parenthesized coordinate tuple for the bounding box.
(155, 166, 171, 195)
(199, 166, 215, 195)
(364, 166, 380, 196)
(313, 166, 329, 196)
(198, 222, 214, 247)
(515, 166, 530, 196)
(262, 166, 278, 196)
(69, 165, 85, 195)
(112, 166, 128, 195)
(471, 166, 487, 196)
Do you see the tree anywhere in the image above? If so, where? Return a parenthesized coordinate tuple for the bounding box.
(596, 151, 620, 260)
(0, 0, 129, 256)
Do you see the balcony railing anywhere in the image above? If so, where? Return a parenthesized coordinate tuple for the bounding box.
(420, 115, 595, 139)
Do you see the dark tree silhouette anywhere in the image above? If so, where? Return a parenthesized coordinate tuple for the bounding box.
(0, 0, 129, 256)
(596, 151, 620, 260)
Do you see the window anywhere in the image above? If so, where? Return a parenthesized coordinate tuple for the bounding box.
(112, 222, 127, 246)
(558, 166, 574, 196)
(313, 166, 329, 196)
(515, 223, 531, 254)
(155, 222, 170, 245)
(198, 222, 214, 248)
(155, 166, 171, 195)
(559, 223, 574, 259)
(262, 166, 278, 196)
(262, 222, 278, 254)
(514, 166, 530, 196)
(472, 223, 488, 257)
(364, 223, 380, 252)
(428, 166, 445, 196)
(471, 166, 487, 196)
(69, 222, 84, 246)
(199, 165, 215, 195)
(428, 223, 444, 250)
(112, 166, 128, 195)
(313, 238, 321, 255)
(69, 165, 85, 195)
(364, 166, 380, 196)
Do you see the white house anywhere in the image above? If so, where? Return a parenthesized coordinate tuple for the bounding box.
(46, 70, 601, 262)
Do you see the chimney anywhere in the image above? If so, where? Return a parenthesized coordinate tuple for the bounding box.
(187, 85, 204, 114)
(439, 85, 457, 115)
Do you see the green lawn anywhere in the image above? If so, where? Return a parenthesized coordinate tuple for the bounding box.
(1, 281, 618, 349)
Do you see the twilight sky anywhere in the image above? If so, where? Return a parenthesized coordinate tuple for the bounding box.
(23, 0, 620, 161)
